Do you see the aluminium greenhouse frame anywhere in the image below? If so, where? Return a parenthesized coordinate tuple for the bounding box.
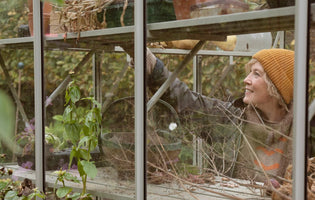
(27, 0, 309, 199)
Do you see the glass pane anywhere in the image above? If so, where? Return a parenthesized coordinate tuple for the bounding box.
(44, 53, 136, 197)
(43, 1, 136, 199)
(0, 0, 30, 39)
(146, 0, 295, 199)
(0, 51, 36, 192)
(172, 0, 294, 21)
(0, 1, 36, 191)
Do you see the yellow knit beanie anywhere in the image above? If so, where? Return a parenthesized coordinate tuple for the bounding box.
(252, 49, 295, 104)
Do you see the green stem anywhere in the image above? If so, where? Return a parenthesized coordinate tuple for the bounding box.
(82, 174, 87, 195)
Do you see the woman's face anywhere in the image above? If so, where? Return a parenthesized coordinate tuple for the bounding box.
(243, 62, 275, 109)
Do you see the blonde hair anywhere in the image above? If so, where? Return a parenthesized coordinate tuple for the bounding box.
(245, 59, 289, 112)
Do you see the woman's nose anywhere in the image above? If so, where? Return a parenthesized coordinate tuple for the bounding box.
(244, 75, 251, 85)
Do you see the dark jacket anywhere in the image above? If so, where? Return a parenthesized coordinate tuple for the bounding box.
(149, 58, 293, 182)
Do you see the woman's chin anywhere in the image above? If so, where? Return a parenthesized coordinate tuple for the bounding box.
(243, 97, 250, 105)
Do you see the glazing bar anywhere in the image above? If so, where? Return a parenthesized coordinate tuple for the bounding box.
(135, 0, 145, 199)
(33, 0, 45, 197)
(34, 0, 45, 195)
(293, 0, 308, 199)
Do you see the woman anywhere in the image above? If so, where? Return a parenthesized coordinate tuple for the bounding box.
(142, 48, 295, 184)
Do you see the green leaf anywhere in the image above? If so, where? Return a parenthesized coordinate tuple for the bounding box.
(78, 148, 90, 160)
(53, 115, 63, 122)
(69, 86, 81, 104)
(67, 192, 81, 200)
(0, 181, 9, 190)
(77, 160, 86, 177)
(4, 190, 19, 200)
(34, 192, 46, 199)
(69, 147, 77, 167)
(81, 125, 90, 136)
(64, 123, 80, 144)
(56, 186, 72, 198)
(65, 89, 70, 105)
(85, 111, 94, 123)
(64, 172, 80, 183)
(82, 97, 101, 108)
(0, 91, 19, 153)
(89, 136, 98, 150)
(63, 105, 73, 122)
(78, 136, 89, 148)
(26, 193, 36, 199)
(81, 160, 97, 179)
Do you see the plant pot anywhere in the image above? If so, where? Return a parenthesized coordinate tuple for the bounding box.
(27, 0, 52, 35)
(172, 0, 209, 19)
(172, 0, 249, 19)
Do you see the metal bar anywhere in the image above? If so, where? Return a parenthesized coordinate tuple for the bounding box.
(93, 52, 102, 105)
(147, 40, 206, 111)
(135, 0, 145, 199)
(193, 56, 198, 167)
(33, 0, 45, 196)
(272, 31, 281, 48)
(193, 55, 202, 93)
(115, 46, 255, 57)
(0, 53, 31, 129)
(45, 50, 95, 107)
(193, 55, 203, 169)
(293, 0, 309, 199)
(279, 31, 285, 48)
(148, 6, 295, 31)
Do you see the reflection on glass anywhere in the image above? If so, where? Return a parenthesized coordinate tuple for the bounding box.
(42, 49, 136, 199)
(145, 46, 295, 199)
(0, 0, 29, 39)
(145, 0, 296, 196)
(172, 0, 295, 21)
(0, 48, 38, 197)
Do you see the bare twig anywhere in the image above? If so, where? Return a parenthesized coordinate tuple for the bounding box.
(120, 0, 128, 26)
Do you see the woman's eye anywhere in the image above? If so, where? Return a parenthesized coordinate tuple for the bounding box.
(254, 71, 260, 76)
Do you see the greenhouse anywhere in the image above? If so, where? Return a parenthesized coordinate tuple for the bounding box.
(0, 0, 312, 199)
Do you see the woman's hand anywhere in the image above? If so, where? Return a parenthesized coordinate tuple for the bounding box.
(120, 45, 157, 76)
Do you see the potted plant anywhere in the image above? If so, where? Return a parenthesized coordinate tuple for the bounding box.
(52, 81, 101, 199)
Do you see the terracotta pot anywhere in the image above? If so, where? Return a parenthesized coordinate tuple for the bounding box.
(27, 0, 52, 35)
(173, 0, 249, 20)
(172, 0, 209, 20)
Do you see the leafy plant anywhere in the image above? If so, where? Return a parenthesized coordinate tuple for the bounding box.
(0, 91, 20, 154)
(45, 115, 73, 151)
(0, 155, 45, 200)
(57, 81, 101, 199)
(53, 169, 81, 199)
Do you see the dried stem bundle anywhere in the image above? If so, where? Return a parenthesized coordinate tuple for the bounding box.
(51, 0, 128, 33)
